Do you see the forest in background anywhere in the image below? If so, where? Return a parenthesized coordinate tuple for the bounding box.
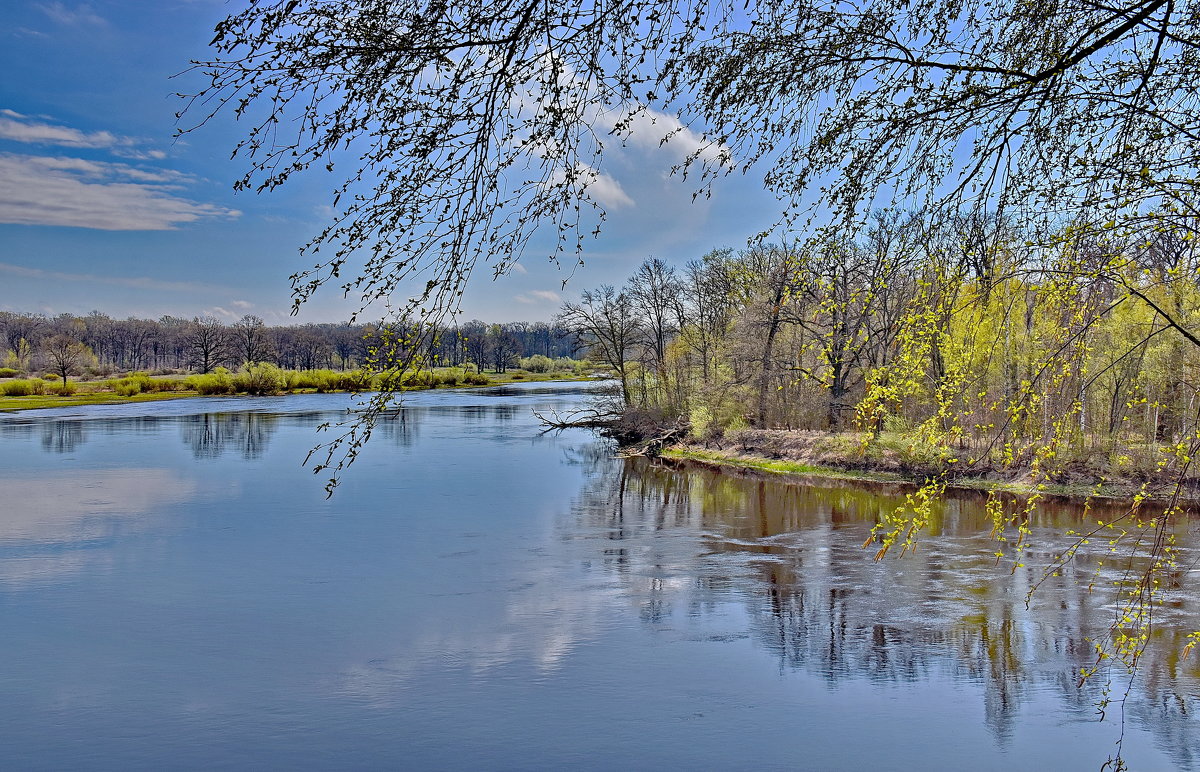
(0, 311, 584, 379)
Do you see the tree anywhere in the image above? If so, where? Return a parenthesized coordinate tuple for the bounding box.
(185, 317, 230, 374)
(232, 314, 272, 365)
(487, 324, 520, 374)
(183, 0, 1200, 318)
(557, 286, 642, 404)
(41, 335, 95, 389)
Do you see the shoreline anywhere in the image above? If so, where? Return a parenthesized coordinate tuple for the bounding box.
(0, 372, 594, 413)
(661, 439, 1200, 506)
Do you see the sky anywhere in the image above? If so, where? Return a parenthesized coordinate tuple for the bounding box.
(0, 1, 782, 325)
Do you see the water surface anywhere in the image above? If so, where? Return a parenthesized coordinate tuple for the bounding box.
(1, 383, 1197, 770)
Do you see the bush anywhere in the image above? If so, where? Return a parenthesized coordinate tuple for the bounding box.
(113, 381, 141, 397)
(509, 373, 524, 379)
(56, 383, 76, 396)
(186, 367, 234, 395)
(520, 354, 554, 373)
(0, 368, 19, 378)
(232, 363, 287, 395)
(1, 379, 46, 396)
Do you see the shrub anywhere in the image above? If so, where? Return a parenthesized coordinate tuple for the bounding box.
(186, 367, 234, 395)
(0, 368, 19, 378)
(520, 354, 554, 373)
(1, 379, 44, 396)
(404, 371, 434, 389)
(57, 382, 76, 396)
(462, 371, 491, 385)
(232, 362, 287, 395)
(143, 376, 185, 393)
(509, 373, 524, 379)
(113, 381, 142, 397)
(284, 368, 368, 392)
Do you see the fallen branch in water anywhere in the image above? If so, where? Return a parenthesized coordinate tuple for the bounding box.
(613, 421, 689, 458)
(532, 405, 621, 430)
(534, 405, 688, 457)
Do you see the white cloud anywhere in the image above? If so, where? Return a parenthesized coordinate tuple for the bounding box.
(231, 300, 254, 309)
(0, 115, 120, 148)
(0, 153, 240, 230)
(585, 167, 635, 208)
(545, 163, 634, 209)
(0, 110, 168, 161)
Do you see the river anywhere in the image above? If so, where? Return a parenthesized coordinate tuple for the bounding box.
(0, 382, 1197, 770)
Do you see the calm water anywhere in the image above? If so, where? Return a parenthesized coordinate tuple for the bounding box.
(1, 382, 1197, 770)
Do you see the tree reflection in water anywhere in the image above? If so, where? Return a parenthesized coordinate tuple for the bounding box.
(566, 452, 1200, 766)
(40, 420, 83, 453)
(180, 412, 279, 459)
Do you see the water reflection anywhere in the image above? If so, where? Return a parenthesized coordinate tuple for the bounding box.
(0, 385, 1195, 770)
(41, 420, 84, 453)
(180, 412, 278, 459)
(568, 455, 1200, 767)
(0, 469, 197, 585)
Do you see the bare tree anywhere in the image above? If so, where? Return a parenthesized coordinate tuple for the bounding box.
(557, 286, 642, 404)
(185, 317, 230, 373)
(42, 335, 96, 389)
(232, 314, 272, 365)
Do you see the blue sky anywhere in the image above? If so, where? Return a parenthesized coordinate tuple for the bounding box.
(0, 1, 780, 324)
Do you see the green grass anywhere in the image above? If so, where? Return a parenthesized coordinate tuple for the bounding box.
(662, 446, 1137, 502)
(0, 367, 597, 412)
(662, 448, 904, 484)
(0, 391, 194, 412)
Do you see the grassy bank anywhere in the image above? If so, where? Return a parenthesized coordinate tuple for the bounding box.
(662, 430, 1190, 503)
(0, 366, 592, 413)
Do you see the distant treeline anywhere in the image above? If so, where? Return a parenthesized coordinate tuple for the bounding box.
(0, 311, 584, 376)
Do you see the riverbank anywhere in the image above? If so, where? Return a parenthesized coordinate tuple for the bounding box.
(0, 368, 592, 413)
(663, 429, 1200, 504)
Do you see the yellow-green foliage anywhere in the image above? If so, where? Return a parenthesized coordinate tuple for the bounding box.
(286, 368, 373, 392)
(186, 367, 235, 395)
(232, 363, 288, 395)
(520, 354, 554, 372)
(105, 372, 185, 396)
(1, 378, 46, 396)
(0, 368, 20, 378)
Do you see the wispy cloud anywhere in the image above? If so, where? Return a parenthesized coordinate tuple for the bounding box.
(0, 110, 164, 160)
(0, 261, 229, 293)
(230, 300, 254, 310)
(37, 2, 107, 27)
(514, 290, 561, 304)
(0, 153, 239, 230)
(0, 111, 120, 148)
